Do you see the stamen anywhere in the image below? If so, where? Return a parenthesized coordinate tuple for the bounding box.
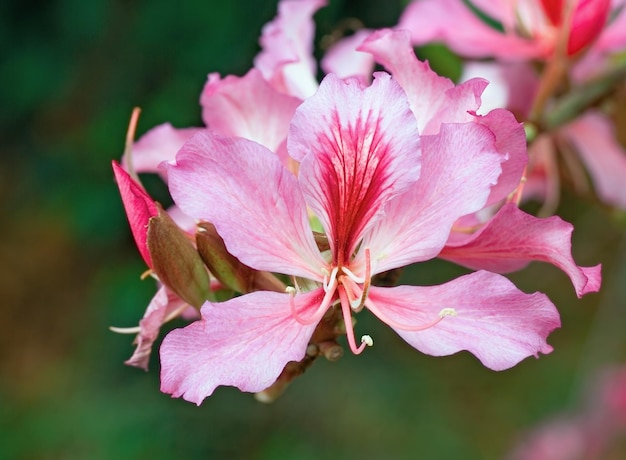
(343, 247, 372, 313)
(288, 282, 336, 326)
(109, 325, 141, 334)
(341, 266, 365, 284)
(323, 266, 339, 292)
(365, 298, 458, 332)
(361, 335, 374, 347)
(439, 308, 457, 318)
(338, 286, 369, 355)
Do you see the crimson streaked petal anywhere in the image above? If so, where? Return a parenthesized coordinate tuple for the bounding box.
(368, 272, 561, 371)
(441, 203, 602, 297)
(167, 131, 325, 279)
(291, 73, 421, 262)
(160, 290, 323, 405)
(362, 121, 503, 273)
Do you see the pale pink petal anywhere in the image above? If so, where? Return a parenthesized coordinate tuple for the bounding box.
(362, 122, 503, 273)
(254, 0, 325, 99)
(367, 271, 560, 371)
(475, 108, 528, 205)
(593, 2, 626, 52)
(160, 289, 322, 405)
(167, 131, 325, 279)
(290, 73, 421, 260)
(200, 69, 301, 159)
(123, 123, 202, 175)
(461, 61, 538, 117)
(125, 286, 187, 370)
(359, 29, 486, 135)
(441, 203, 602, 297)
(398, 0, 542, 59)
(321, 29, 375, 82)
(561, 111, 626, 210)
(112, 161, 158, 267)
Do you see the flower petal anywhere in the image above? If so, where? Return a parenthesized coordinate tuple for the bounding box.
(160, 289, 323, 405)
(124, 286, 187, 370)
(362, 121, 503, 273)
(167, 131, 325, 279)
(320, 29, 375, 82)
(112, 160, 159, 267)
(359, 29, 486, 135)
(441, 203, 602, 297)
(253, 0, 325, 99)
(200, 69, 302, 159)
(367, 271, 561, 371)
(561, 111, 626, 210)
(123, 123, 202, 176)
(290, 73, 421, 262)
(398, 0, 543, 59)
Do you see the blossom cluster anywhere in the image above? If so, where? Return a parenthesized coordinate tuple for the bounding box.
(110, 0, 619, 406)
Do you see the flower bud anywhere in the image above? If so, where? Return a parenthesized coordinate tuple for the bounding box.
(147, 205, 212, 309)
(195, 222, 285, 294)
(112, 160, 158, 267)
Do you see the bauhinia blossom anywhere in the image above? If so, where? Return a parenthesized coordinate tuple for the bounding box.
(160, 70, 563, 405)
(399, 0, 619, 60)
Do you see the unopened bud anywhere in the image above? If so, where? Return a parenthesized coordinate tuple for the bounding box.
(196, 222, 285, 293)
(147, 205, 212, 309)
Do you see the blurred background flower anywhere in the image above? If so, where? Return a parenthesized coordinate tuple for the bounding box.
(1, 0, 624, 458)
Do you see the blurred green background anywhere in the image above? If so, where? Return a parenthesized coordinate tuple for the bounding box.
(1, 0, 625, 458)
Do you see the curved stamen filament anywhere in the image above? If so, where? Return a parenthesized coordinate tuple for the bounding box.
(338, 286, 371, 355)
(323, 266, 339, 292)
(288, 281, 337, 326)
(365, 297, 457, 332)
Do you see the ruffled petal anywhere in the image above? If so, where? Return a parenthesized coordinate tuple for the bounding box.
(367, 271, 561, 371)
(167, 131, 325, 279)
(200, 69, 301, 159)
(398, 0, 543, 59)
(124, 286, 187, 370)
(123, 123, 202, 176)
(160, 289, 323, 405)
(561, 111, 626, 210)
(253, 0, 325, 99)
(290, 73, 421, 262)
(112, 161, 159, 267)
(320, 29, 375, 82)
(441, 203, 602, 297)
(362, 122, 503, 273)
(359, 29, 486, 135)
(474, 108, 528, 205)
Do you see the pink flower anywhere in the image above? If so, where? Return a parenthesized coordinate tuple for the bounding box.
(160, 71, 561, 405)
(399, 0, 617, 60)
(359, 30, 601, 297)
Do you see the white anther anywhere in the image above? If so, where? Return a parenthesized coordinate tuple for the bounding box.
(438, 308, 457, 318)
(285, 286, 296, 295)
(361, 335, 374, 347)
(350, 299, 361, 310)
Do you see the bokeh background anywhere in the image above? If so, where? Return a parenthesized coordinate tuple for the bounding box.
(2, 0, 625, 458)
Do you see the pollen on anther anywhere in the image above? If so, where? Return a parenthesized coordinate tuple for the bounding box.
(361, 335, 374, 347)
(439, 307, 457, 318)
(286, 286, 296, 295)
